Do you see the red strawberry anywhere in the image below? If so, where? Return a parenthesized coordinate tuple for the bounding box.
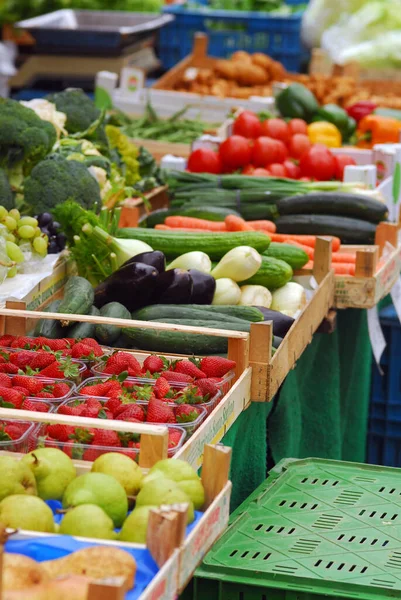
(22, 399, 50, 413)
(80, 405, 101, 418)
(47, 424, 74, 442)
(83, 447, 102, 461)
(173, 386, 204, 406)
(154, 376, 170, 399)
(174, 404, 200, 423)
(194, 378, 219, 400)
(174, 360, 206, 379)
(116, 404, 145, 421)
(71, 343, 95, 359)
(63, 443, 84, 460)
(146, 398, 175, 423)
(168, 429, 183, 449)
(0, 363, 18, 374)
(200, 356, 236, 378)
(162, 370, 193, 384)
(105, 352, 141, 376)
(40, 357, 79, 380)
(9, 351, 34, 368)
(11, 336, 33, 349)
(51, 382, 71, 398)
(0, 335, 15, 347)
(101, 409, 114, 419)
(0, 424, 23, 440)
(0, 387, 25, 408)
(42, 339, 69, 351)
(30, 353, 56, 370)
(35, 391, 55, 399)
(80, 381, 121, 397)
(143, 354, 166, 374)
(104, 396, 122, 415)
(58, 404, 83, 416)
(84, 398, 103, 411)
(92, 429, 121, 448)
(81, 338, 101, 349)
(12, 386, 30, 396)
(0, 374, 11, 388)
(12, 376, 44, 395)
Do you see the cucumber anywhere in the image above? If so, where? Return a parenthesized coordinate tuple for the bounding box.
(132, 305, 250, 325)
(57, 276, 94, 316)
(172, 304, 265, 322)
(139, 206, 240, 228)
(116, 229, 271, 260)
(264, 243, 309, 270)
(240, 256, 293, 290)
(276, 214, 377, 244)
(67, 305, 100, 340)
(95, 302, 131, 346)
(123, 319, 250, 355)
(277, 193, 388, 224)
(239, 203, 279, 221)
(34, 300, 64, 339)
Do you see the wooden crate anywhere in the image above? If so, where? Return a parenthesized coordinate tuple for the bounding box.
(131, 139, 192, 162)
(118, 186, 169, 228)
(0, 441, 231, 600)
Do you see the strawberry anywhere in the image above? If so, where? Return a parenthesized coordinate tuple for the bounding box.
(80, 380, 121, 397)
(47, 424, 74, 442)
(71, 343, 95, 360)
(80, 405, 101, 419)
(194, 378, 218, 400)
(92, 429, 121, 448)
(22, 399, 50, 413)
(58, 404, 83, 416)
(200, 356, 236, 378)
(131, 385, 155, 403)
(64, 443, 84, 460)
(101, 409, 114, 420)
(146, 398, 175, 423)
(9, 351, 34, 368)
(143, 354, 167, 374)
(0, 335, 14, 347)
(30, 353, 56, 370)
(83, 447, 101, 461)
(35, 391, 55, 399)
(84, 398, 103, 411)
(0, 424, 21, 440)
(40, 357, 79, 380)
(174, 386, 204, 406)
(12, 386, 30, 396)
(154, 377, 170, 399)
(104, 396, 122, 415)
(174, 404, 200, 423)
(33, 337, 51, 347)
(12, 376, 44, 395)
(11, 336, 33, 349)
(0, 387, 25, 408)
(174, 360, 206, 379)
(116, 404, 145, 421)
(0, 374, 11, 388)
(51, 382, 71, 398)
(168, 429, 183, 449)
(162, 370, 193, 384)
(0, 363, 18, 374)
(42, 339, 69, 351)
(105, 352, 141, 376)
(81, 338, 101, 349)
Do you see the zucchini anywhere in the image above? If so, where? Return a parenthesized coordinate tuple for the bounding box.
(167, 304, 265, 322)
(67, 305, 100, 340)
(57, 276, 94, 316)
(264, 243, 309, 270)
(277, 193, 388, 224)
(123, 319, 250, 355)
(116, 229, 271, 260)
(239, 203, 279, 221)
(240, 256, 293, 290)
(34, 300, 64, 339)
(276, 214, 377, 244)
(95, 302, 131, 346)
(132, 305, 249, 325)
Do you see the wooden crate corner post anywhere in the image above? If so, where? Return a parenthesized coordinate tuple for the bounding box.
(138, 430, 169, 469)
(355, 246, 379, 277)
(248, 321, 272, 402)
(313, 236, 333, 284)
(147, 504, 188, 568)
(201, 444, 232, 510)
(375, 221, 399, 254)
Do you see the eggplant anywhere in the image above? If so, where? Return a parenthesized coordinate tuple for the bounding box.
(156, 269, 193, 304)
(188, 269, 216, 305)
(123, 250, 166, 273)
(94, 262, 159, 311)
(254, 307, 294, 338)
(273, 336, 284, 349)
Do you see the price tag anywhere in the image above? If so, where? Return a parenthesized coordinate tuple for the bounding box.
(367, 306, 386, 374)
(390, 277, 401, 325)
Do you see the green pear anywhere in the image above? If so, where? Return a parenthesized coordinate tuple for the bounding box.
(59, 504, 117, 540)
(0, 495, 55, 532)
(136, 478, 194, 523)
(119, 506, 153, 544)
(0, 456, 37, 501)
(63, 473, 128, 528)
(146, 459, 205, 510)
(21, 448, 76, 501)
(91, 453, 143, 496)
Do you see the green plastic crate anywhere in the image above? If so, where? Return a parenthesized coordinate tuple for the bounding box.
(191, 458, 401, 600)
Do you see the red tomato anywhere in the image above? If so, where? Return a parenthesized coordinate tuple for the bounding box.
(283, 160, 301, 179)
(274, 139, 289, 163)
(252, 168, 271, 177)
(269, 163, 287, 177)
(219, 135, 252, 170)
(252, 137, 286, 166)
(334, 154, 357, 180)
(289, 134, 312, 159)
(233, 112, 262, 139)
(242, 164, 255, 175)
(288, 119, 308, 135)
(260, 118, 290, 144)
(187, 148, 221, 174)
(299, 146, 336, 181)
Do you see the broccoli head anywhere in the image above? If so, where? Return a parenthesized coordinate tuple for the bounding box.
(24, 154, 101, 215)
(0, 98, 57, 174)
(0, 169, 14, 211)
(46, 89, 108, 146)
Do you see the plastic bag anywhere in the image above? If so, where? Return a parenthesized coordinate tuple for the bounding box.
(0, 41, 16, 98)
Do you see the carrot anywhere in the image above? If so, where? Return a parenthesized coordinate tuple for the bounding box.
(333, 263, 355, 275)
(225, 215, 254, 232)
(247, 220, 277, 233)
(287, 240, 314, 259)
(155, 224, 173, 230)
(270, 233, 341, 252)
(303, 261, 314, 270)
(164, 216, 227, 231)
(155, 225, 212, 232)
(331, 253, 356, 264)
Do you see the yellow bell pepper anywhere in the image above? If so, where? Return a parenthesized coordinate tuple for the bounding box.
(307, 121, 342, 148)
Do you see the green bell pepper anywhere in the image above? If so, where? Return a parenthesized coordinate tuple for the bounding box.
(315, 104, 357, 142)
(276, 83, 319, 123)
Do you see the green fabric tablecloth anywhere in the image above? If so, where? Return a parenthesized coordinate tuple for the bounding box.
(222, 309, 372, 510)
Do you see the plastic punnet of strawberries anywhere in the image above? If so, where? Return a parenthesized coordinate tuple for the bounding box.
(0, 373, 74, 412)
(0, 335, 104, 359)
(0, 419, 33, 448)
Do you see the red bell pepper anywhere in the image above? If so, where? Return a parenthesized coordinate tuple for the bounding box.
(346, 101, 377, 122)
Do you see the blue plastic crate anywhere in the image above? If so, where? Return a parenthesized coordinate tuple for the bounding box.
(368, 304, 401, 467)
(159, 3, 308, 72)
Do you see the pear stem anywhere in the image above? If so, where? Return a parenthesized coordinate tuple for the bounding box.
(55, 509, 69, 515)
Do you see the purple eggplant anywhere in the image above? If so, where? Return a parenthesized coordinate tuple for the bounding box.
(255, 307, 294, 337)
(188, 269, 216, 304)
(123, 250, 166, 273)
(94, 262, 159, 311)
(156, 269, 193, 304)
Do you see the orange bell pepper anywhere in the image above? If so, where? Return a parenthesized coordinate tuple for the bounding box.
(357, 115, 401, 148)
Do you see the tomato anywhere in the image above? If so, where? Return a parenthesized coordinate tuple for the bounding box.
(260, 118, 290, 144)
(283, 160, 301, 179)
(334, 154, 357, 180)
(274, 140, 289, 163)
(299, 146, 336, 181)
(219, 135, 252, 170)
(289, 134, 312, 159)
(242, 164, 255, 175)
(187, 148, 221, 174)
(269, 163, 287, 177)
(252, 168, 271, 177)
(288, 119, 308, 135)
(252, 137, 288, 166)
(233, 112, 262, 139)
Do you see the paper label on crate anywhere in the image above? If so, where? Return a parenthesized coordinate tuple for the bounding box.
(367, 306, 386, 374)
(390, 277, 401, 326)
(120, 68, 144, 95)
